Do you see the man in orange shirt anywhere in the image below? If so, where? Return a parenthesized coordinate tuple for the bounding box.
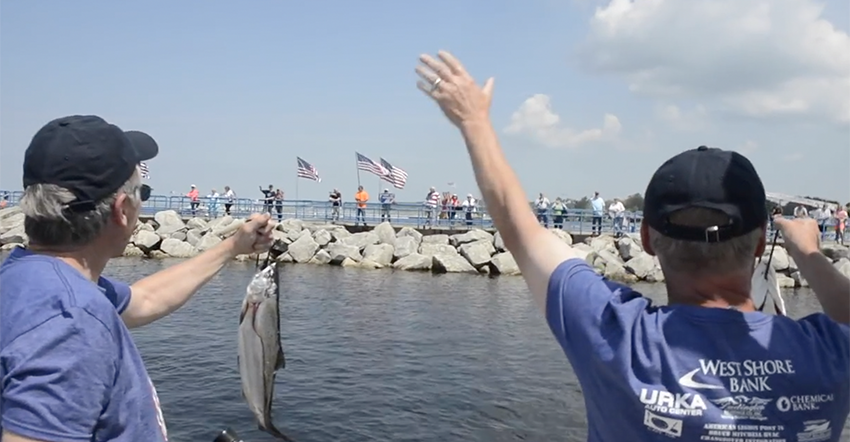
(354, 185, 369, 226)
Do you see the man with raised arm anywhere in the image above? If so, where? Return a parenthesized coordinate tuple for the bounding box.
(415, 50, 849, 441)
(0, 115, 276, 442)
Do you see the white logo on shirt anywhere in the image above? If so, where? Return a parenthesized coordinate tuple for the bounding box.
(678, 368, 723, 390)
(643, 409, 683, 438)
(640, 388, 707, 417)
(711, 395, 772, 421)
(677, 359, 795, 393)
(796, 419, 831, 442)
(776, 394, 834, 412)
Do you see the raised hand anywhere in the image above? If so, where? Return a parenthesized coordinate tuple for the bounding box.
(416, 50, 495, 129)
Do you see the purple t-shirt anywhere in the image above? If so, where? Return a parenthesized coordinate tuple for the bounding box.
(0, 247, 168, 441)
(547, 258, 849, 442)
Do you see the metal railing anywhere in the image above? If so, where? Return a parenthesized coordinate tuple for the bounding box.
(0, 189, 846, 241)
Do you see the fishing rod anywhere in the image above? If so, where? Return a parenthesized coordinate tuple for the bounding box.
(761, 230, 780, 280)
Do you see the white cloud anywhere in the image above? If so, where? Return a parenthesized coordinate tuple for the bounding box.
(782, 152, 804, 162)
(655, 104, 708, 130)
(504, 94, 622, 148)
(578, 0, 850, 125)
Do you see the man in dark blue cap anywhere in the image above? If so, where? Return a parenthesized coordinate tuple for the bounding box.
(416, 50, 849, 441)
(0, 115, 276, 442)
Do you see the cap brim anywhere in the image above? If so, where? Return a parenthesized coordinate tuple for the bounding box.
(124, 130, 159, 161)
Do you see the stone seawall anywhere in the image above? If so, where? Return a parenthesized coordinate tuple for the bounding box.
(2, 208, 849, 285)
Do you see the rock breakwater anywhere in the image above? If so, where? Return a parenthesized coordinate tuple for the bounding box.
(2, 207, 849, 285)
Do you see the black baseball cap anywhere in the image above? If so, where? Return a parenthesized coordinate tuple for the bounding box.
(22, 115, 158, 212)
(643, 145, 767, 243)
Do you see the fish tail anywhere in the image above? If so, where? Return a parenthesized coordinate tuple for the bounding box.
(259, 421, 294, 441)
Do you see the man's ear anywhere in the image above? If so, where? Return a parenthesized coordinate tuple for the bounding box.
(755, 222, 767, 257)
(110, 193, 131, 228)
(641, 220, 655, 256)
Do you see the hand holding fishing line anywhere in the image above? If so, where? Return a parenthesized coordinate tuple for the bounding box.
(772, 215, 821, 257)
(227, 213, 276, 256)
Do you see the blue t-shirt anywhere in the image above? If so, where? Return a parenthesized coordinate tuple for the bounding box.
(0, 247, 169, 442)
(547, 258, 849, 442)
(591, 197, 605, 217)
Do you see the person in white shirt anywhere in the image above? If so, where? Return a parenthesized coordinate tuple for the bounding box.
(462, 194, 477, 226)
(590, 192, 605, 235)
(223, 186, 236, 216)
(608, 199, 626, 237)
(816, 204, 832, 238)
(535, 193, 550, 227)
(424, 186, 440, 227)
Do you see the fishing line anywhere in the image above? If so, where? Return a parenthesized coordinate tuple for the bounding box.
(761, 230, 780, 280)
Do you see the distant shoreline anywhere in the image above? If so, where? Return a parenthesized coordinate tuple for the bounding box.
(2, 208, 848, 286)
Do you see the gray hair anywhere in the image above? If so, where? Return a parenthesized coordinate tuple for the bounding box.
(648, 207, 763, 274)
(20, 172, 141, 248)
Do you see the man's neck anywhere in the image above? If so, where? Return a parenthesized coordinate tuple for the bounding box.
(664, 270, 756, 311)
(27, 244, 110, 282)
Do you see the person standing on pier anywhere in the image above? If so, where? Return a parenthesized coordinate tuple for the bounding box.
(424, 186, 440, 227)
(535, 193, 550, 228)
(815, 204, 832, 239)
(551, 198, 566, 229)
(273, 188, 284, 222)
(259, 184, 274, 214)
(207, 188, 220, 219)
(329, 189, 342, 222)
(379, 188, 395, 222)
(836, 205, 847, 245)
(416, 50, 849, 441)
(354, 185, 369, 226)
(590, 191, 605, 236)
(462, 194, 477, 227)
(608, 198, 626, 238)
(223, 185, 236, 216)
(186, 184, 199, 216)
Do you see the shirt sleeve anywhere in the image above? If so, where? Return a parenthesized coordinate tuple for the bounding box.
(1, 309, 118, 442)
(545, 258, 646, 365)
(98, 276, 133, 314)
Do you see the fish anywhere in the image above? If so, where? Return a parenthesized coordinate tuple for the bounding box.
(238, 252, 292, 440)
(751, 258, 787, 316)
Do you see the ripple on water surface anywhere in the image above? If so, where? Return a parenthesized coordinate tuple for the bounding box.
(97, 258, 842, 441)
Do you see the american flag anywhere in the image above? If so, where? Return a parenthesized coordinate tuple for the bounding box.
(296, 157, 321, 182)
(355, 152, 389, 178)
(380, 158, 408, 189)
(139, 162, 150, 179)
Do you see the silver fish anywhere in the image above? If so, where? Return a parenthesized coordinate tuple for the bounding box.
(238, 261, 291, 440)
(751, 233, 787, 316)
(751, 258, 787, 316)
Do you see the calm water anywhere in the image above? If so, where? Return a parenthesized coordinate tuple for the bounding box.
(94, 259, 843, 441)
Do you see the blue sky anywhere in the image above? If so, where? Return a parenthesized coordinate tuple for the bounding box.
(2, 0, 848, 203)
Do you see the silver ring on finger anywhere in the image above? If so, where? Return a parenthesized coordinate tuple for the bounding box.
(430, 77, 442, 93)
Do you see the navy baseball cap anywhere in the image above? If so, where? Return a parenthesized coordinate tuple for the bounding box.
(643, 145, 767, 243)
(22, 115, 158, 212)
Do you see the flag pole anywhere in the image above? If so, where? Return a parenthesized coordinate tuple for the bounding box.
(355, 152, 361, 187)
